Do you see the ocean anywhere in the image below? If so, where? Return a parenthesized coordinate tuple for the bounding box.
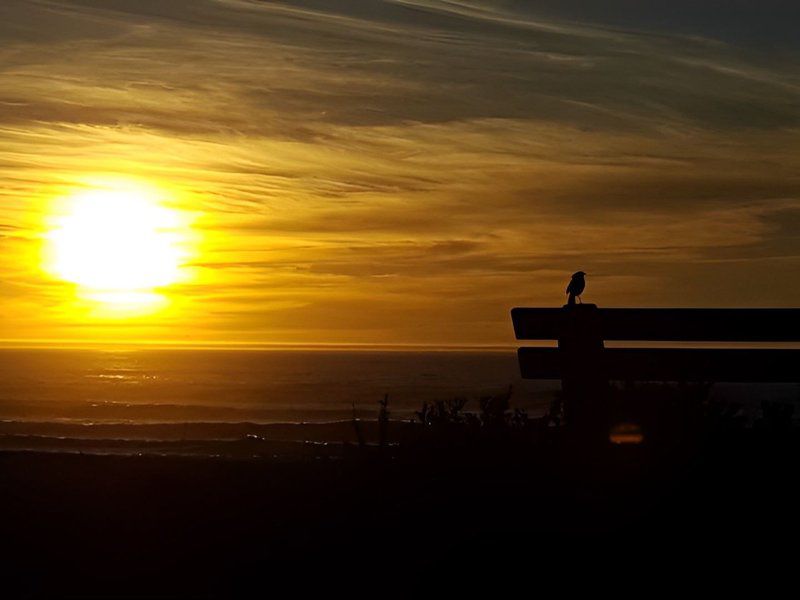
(0, 348, 794, 455)
(0, 348, 558, 453)
(0, 348, 547, 423)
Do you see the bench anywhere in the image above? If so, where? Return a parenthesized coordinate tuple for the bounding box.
(510, 305, 800, 428)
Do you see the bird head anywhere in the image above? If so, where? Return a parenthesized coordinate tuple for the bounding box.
(572, 271, 586, 279)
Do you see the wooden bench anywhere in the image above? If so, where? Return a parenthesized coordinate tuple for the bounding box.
(510, 305, 800, 428)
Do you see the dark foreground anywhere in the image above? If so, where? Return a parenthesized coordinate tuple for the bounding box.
(1, 429, 798, 598)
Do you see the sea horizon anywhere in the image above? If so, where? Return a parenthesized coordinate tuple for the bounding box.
(0, 339, 521, 352)
(0, 346, 795, 458)
(0, 346, 545, 426)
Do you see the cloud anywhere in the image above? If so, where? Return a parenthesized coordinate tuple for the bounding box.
(0, 0, 798, 344)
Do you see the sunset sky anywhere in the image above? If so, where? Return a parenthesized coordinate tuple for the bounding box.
(1, 0, 798, 346)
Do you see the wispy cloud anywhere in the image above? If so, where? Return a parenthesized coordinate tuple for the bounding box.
(1, 0, 798, 344)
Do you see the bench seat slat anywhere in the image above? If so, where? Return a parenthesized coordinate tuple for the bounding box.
(518, 347, 800, 383)
(512, 308, 800, 342)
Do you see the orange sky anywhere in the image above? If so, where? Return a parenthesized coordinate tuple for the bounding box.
(1, 1, 799, 347)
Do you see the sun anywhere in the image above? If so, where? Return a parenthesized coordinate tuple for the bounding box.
(45, 182, 191, 312)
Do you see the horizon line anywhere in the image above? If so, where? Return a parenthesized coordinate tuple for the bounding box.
(0, 339, 520, 352)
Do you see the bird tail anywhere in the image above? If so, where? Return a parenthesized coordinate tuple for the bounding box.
(567, 293, 576, 306)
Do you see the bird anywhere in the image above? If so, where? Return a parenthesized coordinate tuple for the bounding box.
(566, 271, 586, 306)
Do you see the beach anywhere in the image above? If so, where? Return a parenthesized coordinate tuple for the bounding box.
(2, 429, 797, 597)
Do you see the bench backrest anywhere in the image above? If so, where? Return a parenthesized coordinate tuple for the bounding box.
(511, 307, 800, 383)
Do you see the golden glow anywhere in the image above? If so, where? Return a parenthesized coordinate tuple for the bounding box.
(1, 0, 797, 347)
(45, 181, 193, 314)
(609, 422, 644, 445)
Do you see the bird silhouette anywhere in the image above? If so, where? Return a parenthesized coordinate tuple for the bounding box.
(566, 271, 586, 306)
